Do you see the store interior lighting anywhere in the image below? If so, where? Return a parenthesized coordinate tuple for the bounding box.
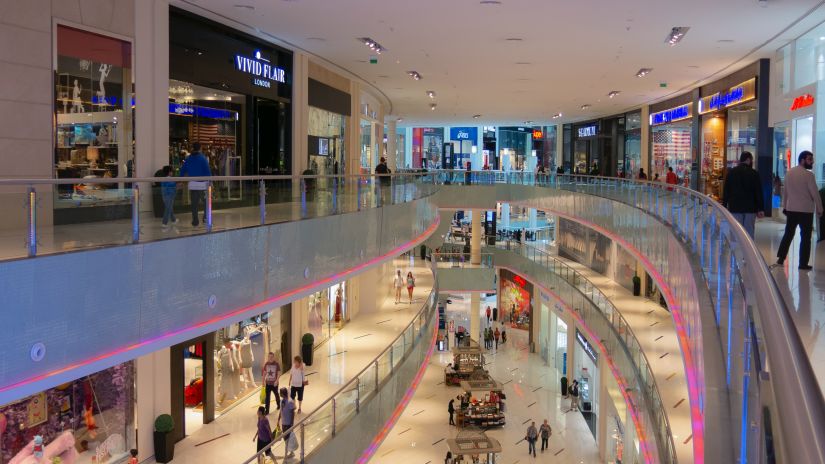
(636, 68, 653, 78)
(408, 71, 422, 80)
(359, 37, 384, 54)
(666, 27, 690, 46)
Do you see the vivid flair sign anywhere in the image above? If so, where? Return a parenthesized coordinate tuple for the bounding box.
(234, 50, 286, 88)
(790, 94, 814, 111)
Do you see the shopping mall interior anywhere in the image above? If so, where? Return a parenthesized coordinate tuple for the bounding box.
(2, 1, 825, 463)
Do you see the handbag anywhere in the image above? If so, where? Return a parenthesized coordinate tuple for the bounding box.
(272, 424, 281, 441)
(259, 386, 267, 405)
(302, 379, 309, 386)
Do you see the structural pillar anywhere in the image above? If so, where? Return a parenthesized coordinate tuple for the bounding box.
(386, 119, 398, 172)
(471, 209, 482, 265)
(640, 105, 650, 175)
(470, 292, 481, 343)
(528, 208, 537, 230)
(292, 52, 309, 176)
(501, 203, 510, 230)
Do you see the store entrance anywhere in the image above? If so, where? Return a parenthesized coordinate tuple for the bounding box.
(574, 139, 597, 174)
(170, 334, 215, 443)
(255, 97, 289, 175)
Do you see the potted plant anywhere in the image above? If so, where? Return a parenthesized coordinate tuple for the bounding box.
(632, 274, 641, 296)
(153, 414, 175, 463)
(301, 333, 315, 366)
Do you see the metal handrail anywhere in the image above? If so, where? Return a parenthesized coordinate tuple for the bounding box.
(494, 239, 677, 463)
(240, 280, 438, 463)
(0, 171, 432, 185)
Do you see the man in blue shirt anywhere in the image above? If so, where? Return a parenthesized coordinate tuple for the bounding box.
(277, 387, 297, 458)
(178, 142, 212, 227)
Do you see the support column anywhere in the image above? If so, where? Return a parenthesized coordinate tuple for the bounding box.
(598, 355, 610, 459)
(470, 292, 481, 343)
(555, 124, 564, 170)
(292, 52, 309, 176)
(136, 348, 171, 462)
(386, 119, 397, 171)
(347, 82, 361, 176)
(135, 0, 169, 212)
(471, 209, 482, 265)
(528, 208, 537, 230)
(501, 203, 510, 230)
(640, 105, 650, 175)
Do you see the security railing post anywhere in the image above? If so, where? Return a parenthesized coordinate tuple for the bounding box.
(205, 183, 213, 232)
(27, 186, 36, 256)
(375, 360, 379, 390)
(300, 423, 305, 463)
(332, 397, 337, 437)
(131, 184, 140, 243)
(259, 179, 266, 225)
(356, 377, 361, 413)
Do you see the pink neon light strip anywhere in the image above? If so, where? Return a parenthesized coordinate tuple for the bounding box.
(0, 218, 441, 395)
(357, 309, 438, 463)
(514, 206, 704, 463)
(498, 265, 656, 464)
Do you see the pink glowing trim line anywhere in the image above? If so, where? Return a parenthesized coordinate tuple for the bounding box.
(0, 218, 441, 395)
(514, 205, 705, 463)
(357, 309, 438, 463)
(498, 265, 656, 464)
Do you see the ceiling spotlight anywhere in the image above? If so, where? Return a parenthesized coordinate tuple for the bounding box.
(396, 117, 404, 122)
(473, 114, 482, 119)
(426, 90, 436, 99)
(581, 104, 591, 110)
(551, 113, 562, 119)
(636, 68, 653, 78)
(607, 91, 621, 98)
(430, 103, 437, 111)
(359, 37, 386, 54)
(407, 71, 422, 80)
(666, 27, 690, 46)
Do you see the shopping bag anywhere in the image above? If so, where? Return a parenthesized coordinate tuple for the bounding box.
(260, 386, 266, 405)
(287, 432, 299, 452)
(272, 424, 281, 441)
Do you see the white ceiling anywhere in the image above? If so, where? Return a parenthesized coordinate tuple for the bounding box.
(181, 0, 825, 126)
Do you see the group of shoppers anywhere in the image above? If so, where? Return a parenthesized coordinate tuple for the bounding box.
(253, 355, 309, 461)
(393, 269, 417, 304)
(482, 325, 503, 350)
(524, 420, 553, 457)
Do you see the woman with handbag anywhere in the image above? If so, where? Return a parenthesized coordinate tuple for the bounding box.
(289, 355, 307, 413)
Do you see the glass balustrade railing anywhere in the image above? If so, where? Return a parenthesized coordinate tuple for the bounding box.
(240, 281, 438, 464)
(489, 240, 675, 464)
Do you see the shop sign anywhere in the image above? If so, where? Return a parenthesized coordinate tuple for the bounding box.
(650, 104, 691, 126)
(577, 124, 598, 137)
(699, 78, 756, 114)
(532, 129, 543, 140)
(234, 50, 287, 87)
(791, 94, 815, 111)
(513, 274, 528, 288)
(576, 329, 598, 364)
(450, 127, 478, 141)
(168, 103, 236, 120)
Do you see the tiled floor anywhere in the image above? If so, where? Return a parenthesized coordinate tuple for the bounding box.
(152, 256, 432, 463)
(369, 295, 600, 463)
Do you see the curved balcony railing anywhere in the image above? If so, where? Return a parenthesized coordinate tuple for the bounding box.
(240, 279, 438, 464)
(490, 240, 676, 464)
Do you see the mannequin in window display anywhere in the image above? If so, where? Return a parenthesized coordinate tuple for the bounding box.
(230, 339, 243, 395)
(308, 294, 323, 339)
(217, 339, 238, 403)
(96, 63, 112, 106)
(71, 79, 84, 113)
(239, 334, 257, 389)
(334, 287, 343, 324)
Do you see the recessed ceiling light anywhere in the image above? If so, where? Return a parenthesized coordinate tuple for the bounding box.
(636, 68, 653, 78)
(473, 114, 482, 119)
(551, 113, 562, 119)
(505, 37, 523, 41)
(397, 117, 404, 122)
(407, 71, 422, 80)
(426, 90, 436, 98)
(515, 62, 532, 65)
(430, 103, 437, 111)
(524, 120, 533, 125)
(608, 91, 621, 98)
(581, 104, 591, 110)
(480, 0, 502, 4)
(666, 27, 690, 46)
(233, 4, 254, 10)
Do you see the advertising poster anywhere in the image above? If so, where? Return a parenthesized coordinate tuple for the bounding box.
(500, 269, 533, 331)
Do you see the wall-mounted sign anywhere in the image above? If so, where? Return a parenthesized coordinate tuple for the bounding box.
(513, 274, 528, 288)
(699, 78, 756, 114)
(234, 50, 286, 87)
(532, 129, 543, 140)
(577, 124, 598, 138)
(576, 329, 598, 364)
(791, 94, 815, 111)
(649, 104, 691, 126)
(450, 127, 478, 141)
(169, 103, 237, 120)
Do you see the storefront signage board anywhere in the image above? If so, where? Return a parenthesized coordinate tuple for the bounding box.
(533, 130, 543, 139)
(168, 102, 236, 120)
(699, 78, 756, 114)
(577, 124, 598, 138)
(791, 94, 815, 111)
(650, 104, 691, 126)
(234, 50, 287, 86)
(450, 127, 478, 141)
(576, 329, 598, 364)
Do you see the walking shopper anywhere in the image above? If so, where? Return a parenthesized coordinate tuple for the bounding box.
(492, 306, 498, 321)
(406, 271, 416, 304)
(160, 166, 178, 230)
(252, 407, 276, 463)
(262, 352, 281, 414)
(393, 269, 404, 304)
(568, 380, 580, 411)
(777, 151, 823, 270)
(277, 388, 296, 458)
(665, 166, 678, 188)
(375, 157, 391, 205)
(638, 168, 647, 180)
(540, 419, 552, 452)
(722, 151, 764, 238)
(494, 327, 500, 349)
(525, 421, 538, 457)
(485, 306, 491, 323)
(179, 142, 212, 227)
(448, 399, 455, 425)
(501, 328, 507, 344)
(288, 356, 306, 413)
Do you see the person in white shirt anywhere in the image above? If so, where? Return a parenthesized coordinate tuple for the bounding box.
(393, 269, 404, 304)
(777, 150, 824, 270)
(288, 356, 306, 414)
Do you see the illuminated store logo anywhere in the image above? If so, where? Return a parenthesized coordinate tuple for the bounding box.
(791, 94, 814, 111)
(513, 275, 528, 288)
(650, 104, 691, 126)
(576, 329, 598, 364)
(455, 130, 470, 139)
(699, 78, 756, 114)
(532, 130, 543, 139)
(577, 125, 598, 137)
(234, 50, 286, 86)
(450, 127, 478, 141)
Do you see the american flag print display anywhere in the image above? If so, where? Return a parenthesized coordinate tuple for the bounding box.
(652, 126, 692, 184)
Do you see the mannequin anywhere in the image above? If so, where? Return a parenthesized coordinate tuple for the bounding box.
(239, 335, 256, 389)
(217, 340, 237, 403)
(71, 80, 84, 113)
(230, 340, 243, 395)
(334, 287, 343, 323)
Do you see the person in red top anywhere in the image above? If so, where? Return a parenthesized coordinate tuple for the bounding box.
(665, 167, 679, 190)
(485, 306, 491, 323)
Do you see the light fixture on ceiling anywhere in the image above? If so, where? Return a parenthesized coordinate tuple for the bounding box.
(608, 91, 620, 98)
(479, 0, 502, 4)
(473, 114, 482, 119)
(636, 68, 653, 78)
(233, 4, 255, 10)
(581, 104, 591, 110)
(358, 37, 385, 54)
(551, 113, 562, 119)
(426, 90, 436, 99)
(408, 71, 422, 80)
(430, 103, 437, 111)
(505, 37, 523, 41)
(397, 117, 404, 122)
(666, 27, 690, 46)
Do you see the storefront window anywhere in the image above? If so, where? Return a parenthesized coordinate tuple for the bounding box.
(54, 25, 133, 213)
(776, 44, 792, 96)
(794, 22, 825, 90)
(624, 112, 642, 176)
(0, 363, 135, 463)
(306, 281, 348, 347)
(652, 121, 692, 183)
(411, 128, 445, 170)
(308, 107, 347, 175)
(498, 128, 532, 171)
(726, 104, 759, 168)
(360, 119, 373, 171)
(396, 128, 407, 169)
